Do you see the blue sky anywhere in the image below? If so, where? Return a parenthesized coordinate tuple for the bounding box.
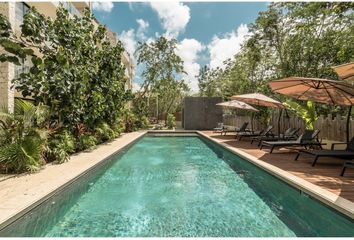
(93, 2, 268, 92)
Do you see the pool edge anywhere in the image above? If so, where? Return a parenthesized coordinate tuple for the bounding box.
(197, 131, 354, 220)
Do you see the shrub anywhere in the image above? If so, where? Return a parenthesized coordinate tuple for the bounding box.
(46, 130, 75, 163)
(110, 118, 124, 136)
(166, 113, 176, 129)
(134, 115, 150, 130)
(77, 134, 97, 151)
(0, 100, 49, 173)
(94, 122, 116, 142)
(124, 110, 137, 132)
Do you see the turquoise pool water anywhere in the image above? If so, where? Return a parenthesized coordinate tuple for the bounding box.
(1, 136, 354, 237)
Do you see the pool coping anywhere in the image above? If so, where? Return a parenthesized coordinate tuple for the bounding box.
(197, 131, 354, 220)
(0, 131, 147, 232)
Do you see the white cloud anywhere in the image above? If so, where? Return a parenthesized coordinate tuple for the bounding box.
(119, 19, 150, 60)
(119, 29, 137, 56)
(119, 18, 150, 62)
(92, 2, 114, 13)
(176, 39, 205, 92)
(136, 19, 149, 40)
(208, 24, 249, 69)
(149, 2, 190, 37)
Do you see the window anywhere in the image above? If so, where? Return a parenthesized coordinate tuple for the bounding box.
(15, 2, 29, 30)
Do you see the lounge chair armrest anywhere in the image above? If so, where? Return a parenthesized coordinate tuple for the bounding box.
(331, 142, 348, 150)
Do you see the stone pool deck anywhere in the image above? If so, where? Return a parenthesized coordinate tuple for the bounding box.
(0, 131, 147, 230)
(200, 131, 354, 218)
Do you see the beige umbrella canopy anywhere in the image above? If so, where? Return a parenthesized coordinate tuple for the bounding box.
(269, 77, 354, 106)
(216, 100, 259, 112)
(230, 93, 284, 108)
(333, 62, 354, 82)
(269, 76, 354, 141)
(230, 93, 284, 133)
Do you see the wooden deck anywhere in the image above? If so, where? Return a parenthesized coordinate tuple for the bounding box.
(203, 131, 354, 203)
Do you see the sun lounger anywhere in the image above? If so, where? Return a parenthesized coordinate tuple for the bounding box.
(295, 137, 354, 167)
(260, 129, 324, 153)
(251, 127, 299, 146)
(221, 122, 249, 136)
(236, 125, 273, 141)
(213, 122, 224, 133)
(341, 161, 354, 176)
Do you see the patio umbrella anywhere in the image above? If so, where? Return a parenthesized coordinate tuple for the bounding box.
(216, 100, 259, 131)
(230, 93, 284, 134)
(333, 62, 354, 82)
(269, 77, 354, 141)
(216, 100, 259, 112)
(230, 93, 284, 108)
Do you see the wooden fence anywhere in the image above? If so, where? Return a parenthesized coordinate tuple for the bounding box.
(223, 112, 354, 141)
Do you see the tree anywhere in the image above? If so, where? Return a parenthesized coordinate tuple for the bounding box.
(0, 6, 129, 134)
(198, 2, 354, 117)
(135, 36, 187, 120)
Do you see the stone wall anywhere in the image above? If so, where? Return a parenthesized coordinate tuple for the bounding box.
(0, 2, 15, 112)
(183, 97, 223, 130)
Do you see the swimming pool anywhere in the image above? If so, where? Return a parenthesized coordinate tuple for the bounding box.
(0, 136, 353, 236)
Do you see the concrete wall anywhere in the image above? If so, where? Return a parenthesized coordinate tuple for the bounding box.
(183, 97, 223, 130)
(0, 2, 15, 112)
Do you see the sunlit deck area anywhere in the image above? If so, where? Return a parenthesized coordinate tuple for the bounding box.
(203, 131, 354, 203)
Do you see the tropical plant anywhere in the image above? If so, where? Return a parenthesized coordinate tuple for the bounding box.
(123, 108, 138, 133)
(94, 122, 116, 142)
(284, 100, 319, 130)
(77, 134, 97, 151)
(46, 130, 75, 163)
(135, 116, 150, 129)
(110, 118, 125, 136)
(166, 113, 176, 129)
(0, 5, 129, 134)
(0, 99, 49, 172)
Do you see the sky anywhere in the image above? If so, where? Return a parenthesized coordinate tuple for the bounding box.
(92, 1, 269, 92)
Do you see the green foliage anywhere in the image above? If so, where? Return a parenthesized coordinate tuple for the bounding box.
(122, 107, 138, 132)
(135, 37, 188, 120)
(46, 130, 75, 163)
(136, 36, 185, 93)
(0, 100, 49, 173)
(77, 134, 97, 151)
(197, 2, 354, 117)
(0, 6, 129, 134)
(166, 114, 176, 129)
(135, 116, 150, 129)
(94, 122, 116, 142)
(284, 100, 319, 130)
(110, 118, 125, 136)
(0, 6, 134, 172)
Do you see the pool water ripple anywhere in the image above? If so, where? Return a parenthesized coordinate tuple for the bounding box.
(45, 137, 297, 237)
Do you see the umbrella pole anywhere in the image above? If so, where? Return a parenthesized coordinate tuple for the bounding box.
(346, 105, 352, 142)
(251, 112, 254, 133)
(277, 109, 282, 136)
